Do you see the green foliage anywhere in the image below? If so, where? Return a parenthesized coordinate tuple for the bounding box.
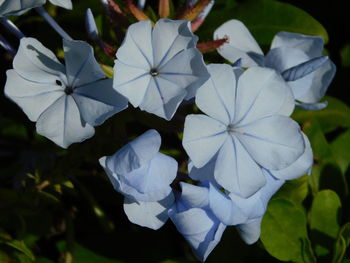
(261, 199, 314, 263)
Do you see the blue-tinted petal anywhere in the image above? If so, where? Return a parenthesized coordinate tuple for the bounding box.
(13, 37, 65, 83)
(296, 101, 328, 110)
(214, 19, 264, 67)
(183, 114, 227, 168)
(281, 56, 328, 82)
(208, 183, 247, 225)
(179, 182, 209, 209)
(106, 129, 161, 175)
(63, 39, 105, 87)
(236, 218, 262, 245)
(85, 8, 99, 40)
(234, 67, 294, 125)
(214, 136, 266, 198)
(298, 59, 336, 104)
(235, 115, 304, 170)
(265, 47, 314, 99)
(195, 64, 236, 124)
(113, 60, 150, 107)
(116, 20, 153, 69)
(49, 0, 72, 9)
(168, 207, 226, 262)
(123, 192, 174, 230)
(4, 70, 64, 121)
(118, 153, 177, 202)
(73, 78, 128, 126)
(188, 155, 217, 184)
(269, 133, 313, 180)
(0, 0, 45, 17)
(152, 19, 197, 67)
(36, 95, 95, 148)
(271, 31, 324, 58)
(139, 76, 187, 120)
(159, 48, 209, 100)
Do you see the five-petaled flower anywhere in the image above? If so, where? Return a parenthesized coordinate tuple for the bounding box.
(113, 18, 209, 120)
(5, 37, 128, 148)
(183, 64, 306, 198)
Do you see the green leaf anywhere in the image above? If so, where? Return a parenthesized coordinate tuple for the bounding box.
(71, 243, 123, 263)
(275, 175, 309, 204)
(5, 240, 35, 261)
(341, 43, 350, 68)
(261, 199, 309, 263)
(332, 223, 350, 263)
(310, 190, 341, 239)
(331, 129, 350, 174)
(231, 0, 328, 46)
(293, 96, 350, 133)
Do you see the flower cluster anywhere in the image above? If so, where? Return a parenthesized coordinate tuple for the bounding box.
(2, 1, 336, 261)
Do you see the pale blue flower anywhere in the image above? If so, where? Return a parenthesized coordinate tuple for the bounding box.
(113, 19, 209, 120)
(183, 64, 305, 198)
(214, 19, 336, 110)
(0, 0, 72, 17)
(169, 182, 227, 262)
(99, 129, 178, 230)
(188, 133, 313, 244)
(4, 37, 127, 148)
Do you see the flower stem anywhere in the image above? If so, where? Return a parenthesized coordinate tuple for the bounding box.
(0, 18, 25, 39)
(35, 7, 73, 40)
(0, 34, 16, 55)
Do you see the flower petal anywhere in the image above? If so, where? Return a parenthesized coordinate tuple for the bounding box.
(195, 64, 236, 124)
(139, 77, 187, 120)
(0, 0, 45, 17)
(183, 114, 227, 168)
(265, 47, 314, 100)
(106, 129, 161, 175)
(235, 115, 304, 170)
(236, 218, 262, 245)
(208, 183, 247, 225)
(270, 31, 324, 58)
(13, 37, 65, 83)
(168, 207, 226, 262)
(188, 155, 217, 185)
(49, 0, 72, 9)
(73, 78, 128, 126)
(234, 67, 295, 125)
(118, 153, 177, 202)
(123, 193, 174, 230)
(298, 59, 336, 104)
(159, 48, 209, 100)
(63, 39, 105, 87)
(36, 95, 95, 148)
(113, 60, 150, 107)
(214, 136, 266, 198)
(179, 182, 209, 209)
(152, 19, 197, 67)
(4, 70, 64, 121)
(116, 20, 153, 69)
(214, 19, 264, 67)
(269, 133, 313, 180)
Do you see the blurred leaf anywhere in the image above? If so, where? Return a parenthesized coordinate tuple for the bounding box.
(301, 238, 317, 263)
(70, 243, 123, 263)
(4, 240, 35, 261)
(231, 0, 328, 46)
(341, 43, 350, 68)
(310, 190, 341, 239)
(100, 64, 114, 79)
(275, 175, 309, 204)
(331, 129, 350, 174)
(332, 223, 350, 263)
(261, 199, 309, 263)
(293, 96, 350, 133)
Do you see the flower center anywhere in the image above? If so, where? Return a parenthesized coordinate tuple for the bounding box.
(64, 86, 74, 95)
(150, 68, 159, 77)
(226, 124, 235, 133)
